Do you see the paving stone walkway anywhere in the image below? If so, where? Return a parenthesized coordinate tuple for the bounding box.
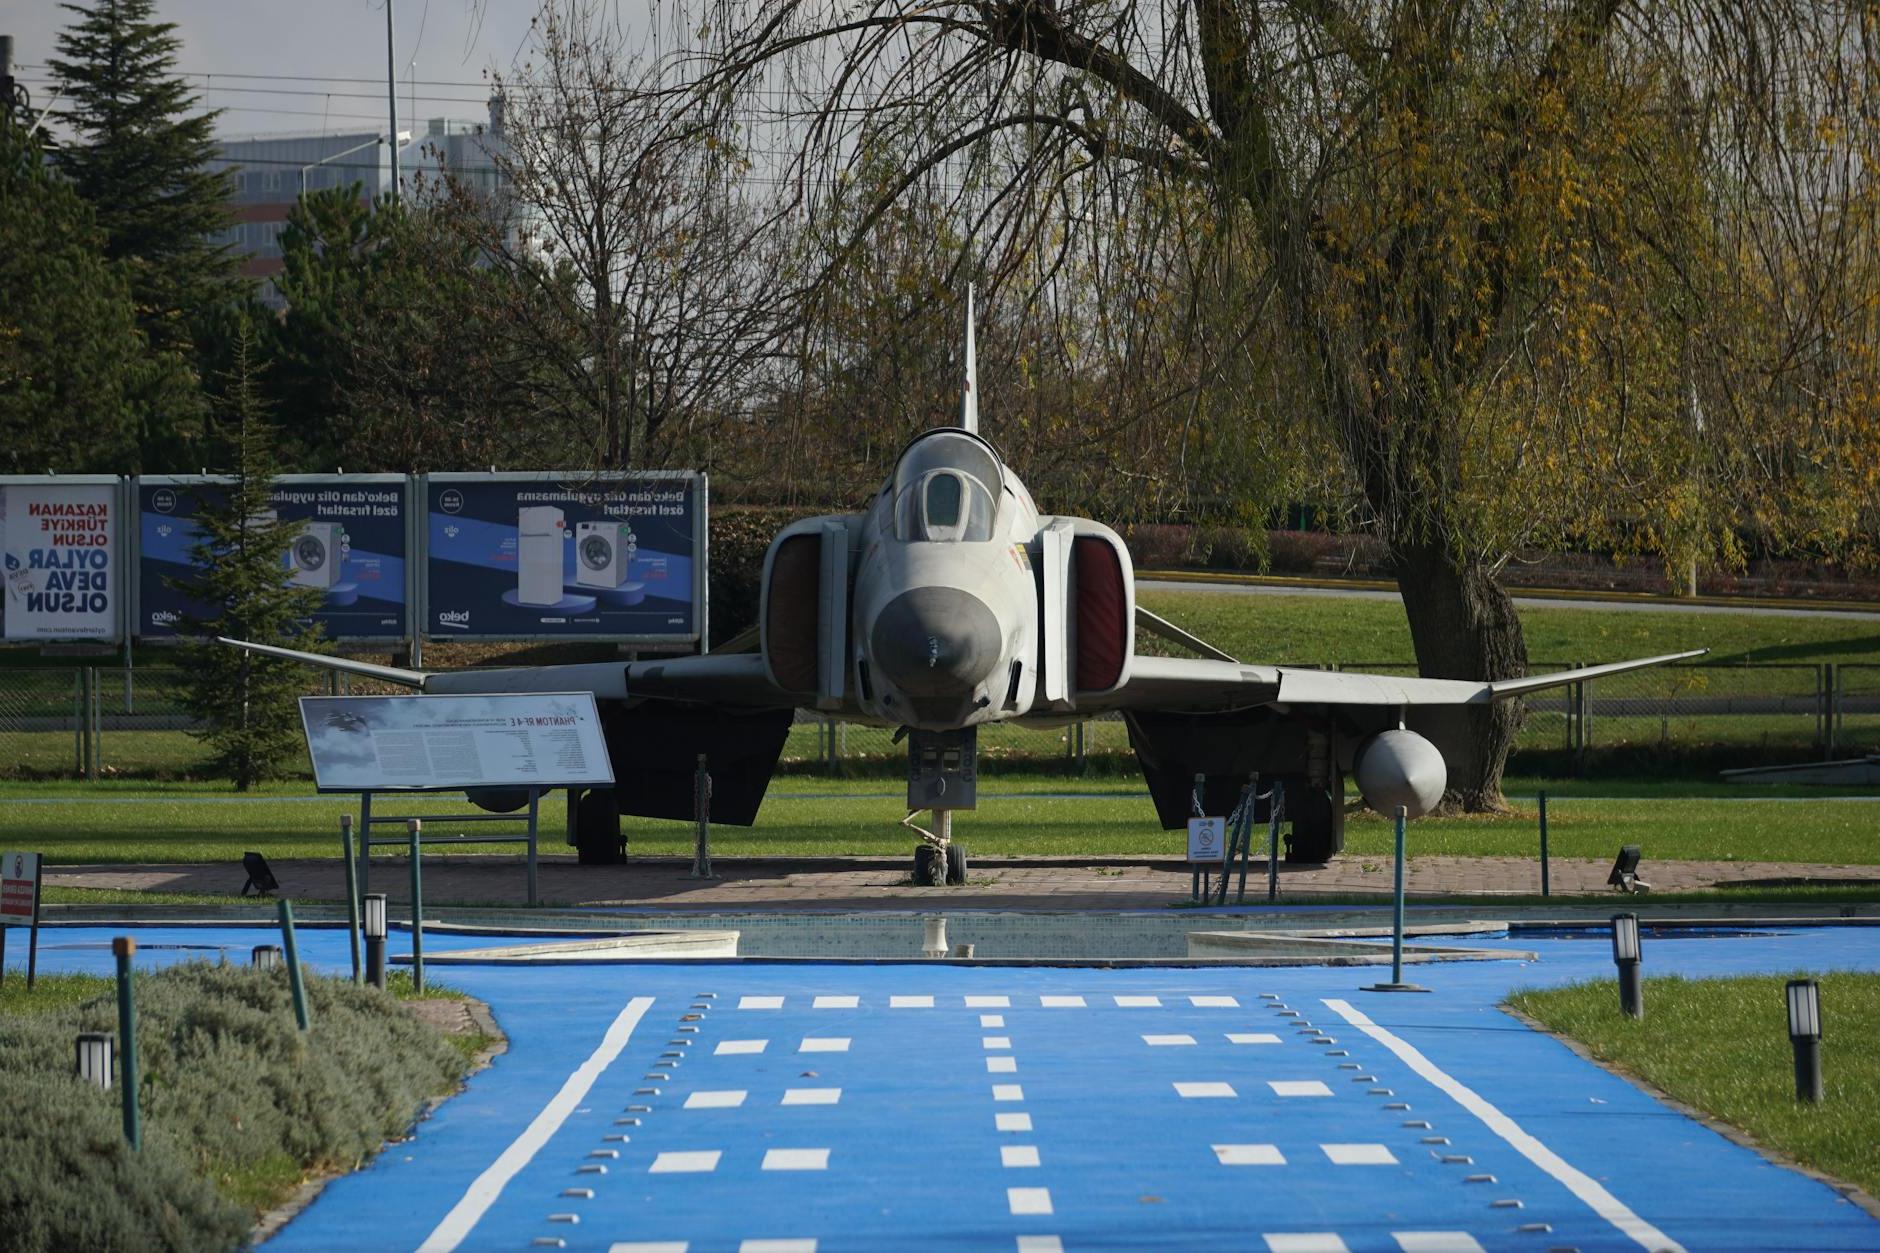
(47, 853, 1879, 911)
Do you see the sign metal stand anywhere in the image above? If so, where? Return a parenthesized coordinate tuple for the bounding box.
(1, 850, 44, 989)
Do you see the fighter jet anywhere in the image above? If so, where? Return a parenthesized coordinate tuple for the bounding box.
(227, 288, 1702, 882)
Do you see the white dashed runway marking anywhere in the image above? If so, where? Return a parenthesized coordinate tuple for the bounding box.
(740, 1241, 817, 1253)
(1228, 1033, 1282, 1045)
(1174, 1081, 1236, 1098)
(992, 1084, 1024, 1101)
(737, 996, 783, 1010)
(1001, 1145, 1041, 1167)
(1190, 995, 1239, 1007)
(761, 1149, 830, 1172)
(1214, 1144, 1285, 1165)
(980, 1014, 1005, 1027)
(983, 1036, 1012, 1049)
(1113, 995, 1160, 1007)
(648, 1151, 720, 1174)
(986, 1056, 1018, 1073)
(683, 1090, 746, 1109)
(1015, 1239, 1063, 1253)
(714, 1039, 767, 1055)
(966, 995, 1011, 1007)
(1040, 995, 1085, 1007)
(811, 995, 857, 1009)
(1269, 1080, 1333, 1097)
(1007, 1187, 1054, 1216)
(798, 1037, 849, 1053)
(1264, 1235, 1346, 1253)
(890, 995, 933, 1008)
(996, 1112, 1033, 1132)
(781, 1088, 841, 1106)
(1142, 1033, 1196, 1046)
(1322, 1144, 1397, 1165)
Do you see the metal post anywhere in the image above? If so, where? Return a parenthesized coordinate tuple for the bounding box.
(72, 670, 82, 775)
(1190, 773, 1204, 902)
(1538, 791, 1551, 897)
(1266, 780, 1284, 903)
(384, 0, 400, 203)
(112, 937, 140, 1150)
(340, 816, 362, 984)
(407, 818, 424, 994)
(1235, 775, 1257, 903)
(278, 898, 311, 1031)
(690, 755, 716, 879)
(526, 788, 540, 907)
(1793, 1037, 1823, 1103)
(1618, 963, 1643, 1018)
(358, 792, 373, 900)
(1390, 805, 1406, 981)
(89, 667, 101, 781)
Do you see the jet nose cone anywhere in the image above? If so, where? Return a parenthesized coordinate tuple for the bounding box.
(870, 587, 1002, 698)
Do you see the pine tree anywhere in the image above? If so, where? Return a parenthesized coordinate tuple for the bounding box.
(172, 319, 327, 789)
(48, 0, 238, 382)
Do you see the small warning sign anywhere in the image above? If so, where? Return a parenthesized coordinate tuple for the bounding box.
(1186, 817, 1226, 864)
(2, 850, 40, 925)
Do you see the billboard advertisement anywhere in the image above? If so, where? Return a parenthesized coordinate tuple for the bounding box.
(0, 477, 121, 642)
(299, 693, 615, 791)
(135, 475, 411, 641)
(424, 472, 704, 643)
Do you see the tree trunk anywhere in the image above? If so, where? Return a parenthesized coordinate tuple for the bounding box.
(1392, 538, 1529, 812)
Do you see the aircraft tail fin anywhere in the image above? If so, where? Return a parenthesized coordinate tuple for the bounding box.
(961, 283, 979, 433)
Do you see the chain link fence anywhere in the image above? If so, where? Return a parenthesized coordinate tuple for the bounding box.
(2, 661, 1874, 781)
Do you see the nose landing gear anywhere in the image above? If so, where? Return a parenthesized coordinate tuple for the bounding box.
(904, 727, 977, 886)
(903, 809, 969, 885)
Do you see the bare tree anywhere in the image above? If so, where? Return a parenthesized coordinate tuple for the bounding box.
(649, 0, 1879, 808)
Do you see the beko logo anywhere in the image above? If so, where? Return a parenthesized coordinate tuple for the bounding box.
(437, 610, 471, 629)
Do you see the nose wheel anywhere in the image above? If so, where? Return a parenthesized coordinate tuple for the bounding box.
(903, 810, 968, 886)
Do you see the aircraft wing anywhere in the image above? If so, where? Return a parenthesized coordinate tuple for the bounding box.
(220, 637, 795, 708)
(1091, 649, 1707, 714)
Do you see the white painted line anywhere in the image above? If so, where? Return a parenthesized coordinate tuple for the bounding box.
(1393, 1235, 1485, 1252)
(1191, 995, 1240, 1007)
(799, 1037, 850, 1053)
(1040, 995, 1085, 1007)
(1323, 997, 1687, 1253)
(1269, 1080, 1333, 1097)
(964, 995, 1011, 1008)
(1175, 1081, 1236, 1098)
(762, 1148, 830, 1171)
(684, 1090, 748, 1110)
(1001, 1145, 1041, 1167)
(981, 1014, 1005, 1028)
(740, 1242, 817, 1253)
(608, 1243, 688, 1253)
(1143, 1034, 1197, 1046)
(992, 1084, 1025, 1101)
(715, 1039, 768, 1055)
(417, 998, 653, 1253)
(891, 995, 934, 1008)
(987, 1056, 1018, 1073)
(813, 995, 858, 1009)
(1265, 1236, 1348, 1253)
(983, 1036, 1012, 1050)
(1322, 1143, 1397, 1165)
(1016, 1239, 1063, 1253)
(782, 1088, 842, 1106)
(1228, 1033, 1282, 1045)
(996, 1112, 1033, 1132)
(1114, 995, 1161, 1007)
(649, 1151, 721, 1174)
(1214, 1144, 1286, 1166)
(738, 996, 784, 1010)
(1007, 1187, 1054, 1216)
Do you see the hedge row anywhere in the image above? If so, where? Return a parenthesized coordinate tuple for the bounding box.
(0, 963, 470, 1252)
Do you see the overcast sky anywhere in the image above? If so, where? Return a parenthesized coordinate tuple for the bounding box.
(8, 1, 555, 141)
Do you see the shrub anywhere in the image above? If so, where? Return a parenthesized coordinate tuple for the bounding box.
(0, 962, 470, 1252)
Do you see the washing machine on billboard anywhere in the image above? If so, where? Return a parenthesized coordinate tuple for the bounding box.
(574, 520, 637, 589)
(287, 521, 345, 590)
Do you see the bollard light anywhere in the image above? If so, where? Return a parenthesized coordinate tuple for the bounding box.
(251, 945, 282, 970)
(1611, 913, 1643, 1019)
(75, 1032, 113, 1090)
(363, 892, 388, 989)
(1786, 979, 1823, 1103)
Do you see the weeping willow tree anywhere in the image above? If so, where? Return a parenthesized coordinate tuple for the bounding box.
(645, 0, 1878, 807)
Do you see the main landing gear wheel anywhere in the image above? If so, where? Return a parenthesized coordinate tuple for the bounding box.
(913, 844, 946, 886)
(946, 843, 969, 886)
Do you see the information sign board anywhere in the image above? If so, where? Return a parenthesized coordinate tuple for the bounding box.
(423, 472, 704, 643)
(1, 851, 40, 925)
(300, 693, 616, 792)
(0, 478, 121, 641)
(1187, 816, 1227, 863)
(135, 475, 411, 641)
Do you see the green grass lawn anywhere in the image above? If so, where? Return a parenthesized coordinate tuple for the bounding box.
(3, 774, 1877, 865)
(1509, 974, 1880, 1200)
(1136, 589, 1880, 667)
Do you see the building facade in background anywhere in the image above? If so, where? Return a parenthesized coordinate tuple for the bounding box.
(210, 94, 506, 306)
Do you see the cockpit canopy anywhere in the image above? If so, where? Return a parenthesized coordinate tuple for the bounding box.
(892, 429, 1004, 543)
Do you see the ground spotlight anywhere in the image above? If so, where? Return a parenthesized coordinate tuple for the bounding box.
(1611, 913, 1642, 1019)
(251, 945, 282, 970)
(363, 892, 388, 989)
(75, 1032, 113, 1090)
(1786, 979, 1823, 1103)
